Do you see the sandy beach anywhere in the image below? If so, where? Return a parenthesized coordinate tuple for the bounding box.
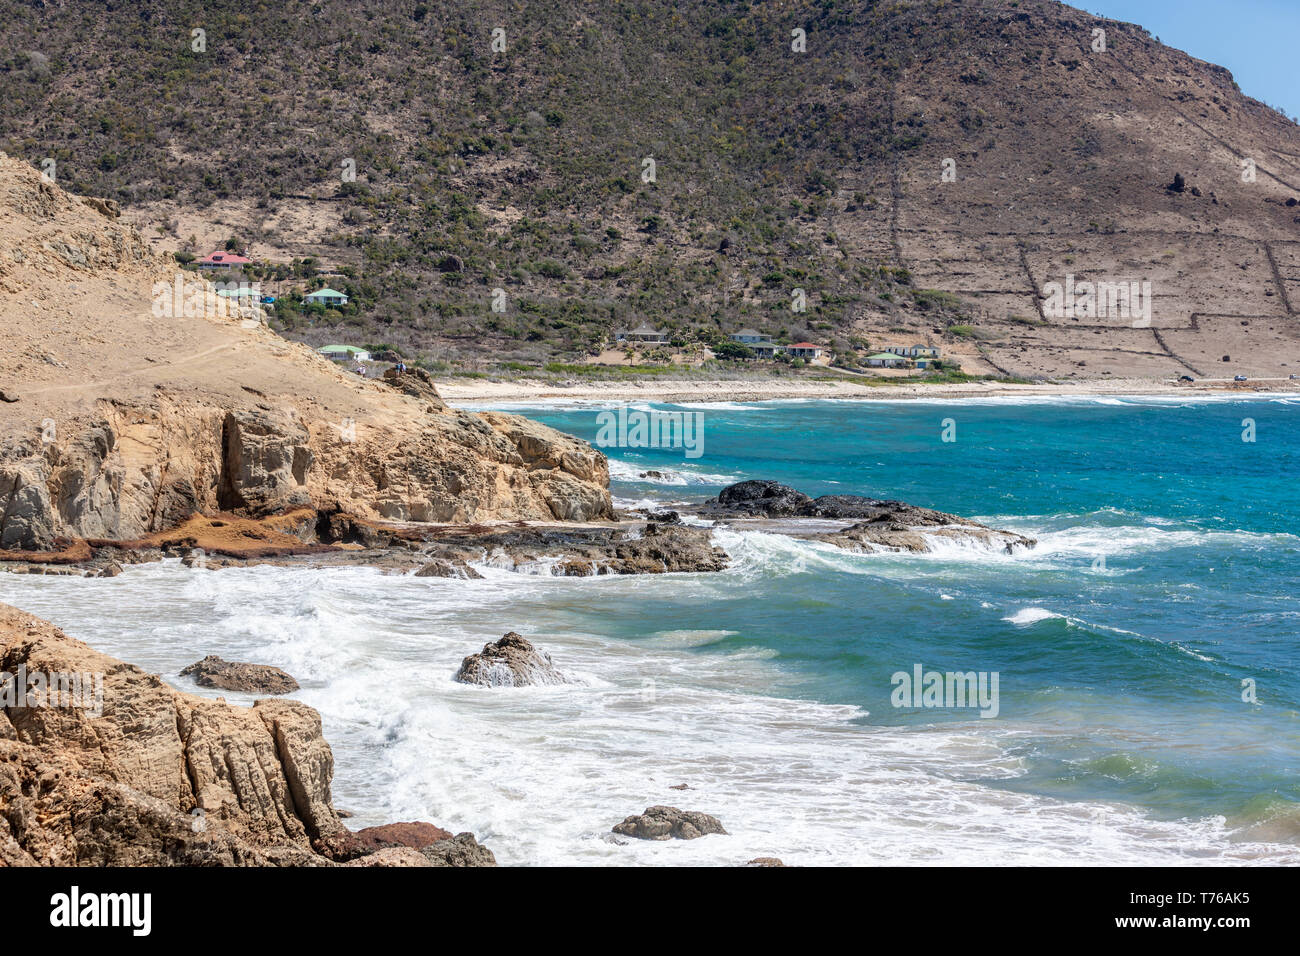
(433, 375, 1300, 405)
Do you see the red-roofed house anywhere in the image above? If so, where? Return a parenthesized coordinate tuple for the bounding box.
(197, 251, 253, 270)
(786, 342, 825, 360)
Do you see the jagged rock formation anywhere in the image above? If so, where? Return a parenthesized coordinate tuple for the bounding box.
(700, 480, 1035, 554)
(0, 153, 612, 552)
(454, 632, 567, 687)
(0, 602, 451, 866)
(180, 655, 300, 695)
(612, 806, 728, 841)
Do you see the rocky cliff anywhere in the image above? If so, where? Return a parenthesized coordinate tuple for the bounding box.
(0, 153, 611, 552)
(0, 602, 434, 865)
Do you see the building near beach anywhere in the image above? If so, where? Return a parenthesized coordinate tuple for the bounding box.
(728, 329, 779, 358)
(865, 351, 912, 368)
(197, 251, 253, 270)
(886, 344, 940, 359)
(786, 342, 825, 360)
(303, 287, 349, 308)
(615, 324, 668, 344)
(318, 344, 371, 363)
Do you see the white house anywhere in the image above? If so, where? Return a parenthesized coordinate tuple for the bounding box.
(786, 342, 825, 360)
(303, 288, 349, 308)
(318, 344, 370, 363)
(865, 351, 912, 368)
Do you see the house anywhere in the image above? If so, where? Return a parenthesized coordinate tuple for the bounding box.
(215, 287, 261, 301)
(729, 329, 779, 358)
(865, 351, 913, 368)
(786, 342, 825, 360)
(615, 324, 668, 344)
(886, 344, 940, 359)
(197, 251, 253, 270)
(318, 344, 371, 363)
(303, 287, 349, 308)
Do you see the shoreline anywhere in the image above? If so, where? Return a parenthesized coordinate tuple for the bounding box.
(433, 375, 1300, 405)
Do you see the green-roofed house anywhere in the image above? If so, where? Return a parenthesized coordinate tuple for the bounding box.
(318, 344, 371, 363)
(864, 351, 912, 368)
(303, 287, 349, 308)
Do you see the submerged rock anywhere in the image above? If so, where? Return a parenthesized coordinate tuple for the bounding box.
(612, 805, 728, 841)
(454, 632, 567, 687)
(181, 655, 300, 694)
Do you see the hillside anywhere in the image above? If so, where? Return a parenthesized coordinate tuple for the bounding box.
(0, 152, 610, 552)
(2, 0, 1300, 377)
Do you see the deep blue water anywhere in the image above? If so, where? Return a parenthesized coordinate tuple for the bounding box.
(501, 395, 1300, 835)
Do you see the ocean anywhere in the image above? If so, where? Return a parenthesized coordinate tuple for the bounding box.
(3, 394, 1298, 865)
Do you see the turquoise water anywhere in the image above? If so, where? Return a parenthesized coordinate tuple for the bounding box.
(500, 395, 1300, 840)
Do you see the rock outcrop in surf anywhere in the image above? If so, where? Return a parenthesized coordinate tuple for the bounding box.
(612, 806, 728, 841)
(698, 480, 1035, 554)
(0, 602, 479, 866)
(454, 632, 567, 687)
(181, 655, 300, 695)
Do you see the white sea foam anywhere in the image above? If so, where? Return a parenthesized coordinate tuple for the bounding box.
(1003, 607, 1066, 625)
(606, 458, 739, 486)
(0, 559, 1293, 866)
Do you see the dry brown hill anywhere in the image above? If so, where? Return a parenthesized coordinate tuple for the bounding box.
(0, 152, 611, 552)
(3, 0, 1299, 377)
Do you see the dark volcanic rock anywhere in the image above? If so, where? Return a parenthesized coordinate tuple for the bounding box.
(710, 479, 814, 516)
(612, 805, 728, 841)
(454, 631, 567, 687)
(421, 832, 498, 866)
(697, 480, 1035, 554)
(180, 655, 300, 694)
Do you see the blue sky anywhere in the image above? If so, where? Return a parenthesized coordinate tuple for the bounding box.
(1082, 0, 1299, 120)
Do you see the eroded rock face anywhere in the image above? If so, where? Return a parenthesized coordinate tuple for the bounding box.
(0, 396, 614, 553)
(181, 655, 300, 695)
(612, 806, 728, 841)
(0, 602, 421, 866)
(611, 522, 729, 573)
(454, 632, 567, 687)
(422, 832, 498, 867)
